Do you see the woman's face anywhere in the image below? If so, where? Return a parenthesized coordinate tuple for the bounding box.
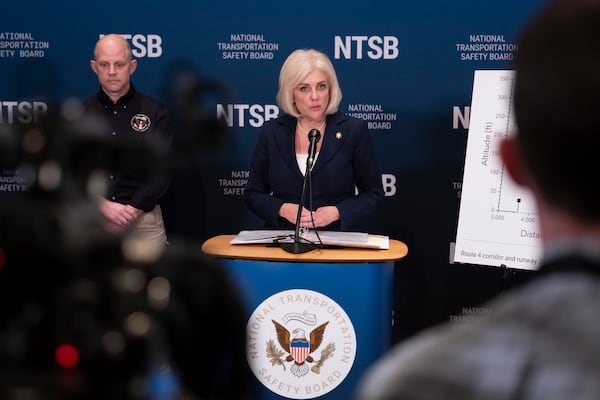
(293, 69, 329, 123)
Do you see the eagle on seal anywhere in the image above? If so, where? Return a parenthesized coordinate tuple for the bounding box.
(271, 319, 329, 377)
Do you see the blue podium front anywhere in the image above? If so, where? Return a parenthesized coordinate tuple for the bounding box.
(201, 235, 408, 400)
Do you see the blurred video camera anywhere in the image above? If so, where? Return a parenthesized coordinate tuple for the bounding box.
(0, 69, 250, 400)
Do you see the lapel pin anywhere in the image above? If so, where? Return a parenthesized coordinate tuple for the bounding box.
(336, 132, 342, 139)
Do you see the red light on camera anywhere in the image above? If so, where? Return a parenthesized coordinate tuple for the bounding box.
(55, 344, 79, 368)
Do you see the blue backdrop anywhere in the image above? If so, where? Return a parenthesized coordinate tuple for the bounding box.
(1, 0, 547, 341)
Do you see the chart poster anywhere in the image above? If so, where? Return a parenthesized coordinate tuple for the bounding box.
(454, 70, 542, 271)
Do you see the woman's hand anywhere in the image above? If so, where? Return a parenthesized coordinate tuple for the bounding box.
(301, 206, 340, 228)
(279, 203, 310, 225)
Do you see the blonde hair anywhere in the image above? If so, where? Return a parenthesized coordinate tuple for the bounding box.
(276, 49, 342, 118)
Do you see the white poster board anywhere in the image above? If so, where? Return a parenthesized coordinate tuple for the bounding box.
(454, 70, 542, 271)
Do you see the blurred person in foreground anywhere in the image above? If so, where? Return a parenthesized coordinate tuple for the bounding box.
(84, 34, 172, 248)
(354, 0, 600, 399)
(244, 49, 383, 231)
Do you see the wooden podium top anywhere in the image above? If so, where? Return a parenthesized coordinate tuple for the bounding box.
(201, 234, 408, 263)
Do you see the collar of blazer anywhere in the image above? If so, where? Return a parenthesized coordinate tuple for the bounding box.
(275, 112, 349, 177)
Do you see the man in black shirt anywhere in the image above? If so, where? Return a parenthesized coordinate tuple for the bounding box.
(84, 34, 172, 250)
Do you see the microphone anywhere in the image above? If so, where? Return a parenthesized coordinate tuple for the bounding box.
(281, 128, 322, 254)
(306, 128, 321, 169)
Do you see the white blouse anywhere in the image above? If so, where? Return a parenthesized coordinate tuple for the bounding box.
(296, 152, 319, 176)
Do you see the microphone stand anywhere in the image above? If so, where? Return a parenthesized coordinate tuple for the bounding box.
(281, 156, 320, 254)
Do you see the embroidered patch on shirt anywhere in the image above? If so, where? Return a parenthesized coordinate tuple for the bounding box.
(131, 114, 151, 132)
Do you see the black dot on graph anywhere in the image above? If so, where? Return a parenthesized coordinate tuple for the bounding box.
(516, 198, 521, 203)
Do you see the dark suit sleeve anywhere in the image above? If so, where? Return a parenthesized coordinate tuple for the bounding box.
(335, 119, 383, 230)
(244, 125, 286, 227)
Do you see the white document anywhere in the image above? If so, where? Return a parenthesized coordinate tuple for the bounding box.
(230, 230, 389, 250)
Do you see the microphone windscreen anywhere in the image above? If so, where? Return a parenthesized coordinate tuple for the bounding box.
(308, 129, 321, 142)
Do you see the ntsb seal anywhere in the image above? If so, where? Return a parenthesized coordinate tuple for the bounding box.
(246, 289, 357, 399)
(130, 113, 151, 132)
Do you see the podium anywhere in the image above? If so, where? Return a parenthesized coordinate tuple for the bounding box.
(201, 235, 407, 400)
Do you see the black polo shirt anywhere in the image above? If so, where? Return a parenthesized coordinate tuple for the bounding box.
(83, 84, 173, 212)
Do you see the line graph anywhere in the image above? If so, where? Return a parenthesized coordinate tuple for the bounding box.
(454, 70, 541, 270)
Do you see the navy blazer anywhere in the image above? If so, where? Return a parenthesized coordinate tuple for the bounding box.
(244, 111, 384, 231)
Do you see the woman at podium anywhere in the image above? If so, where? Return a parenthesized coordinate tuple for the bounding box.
(244, 48, 383, 231)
